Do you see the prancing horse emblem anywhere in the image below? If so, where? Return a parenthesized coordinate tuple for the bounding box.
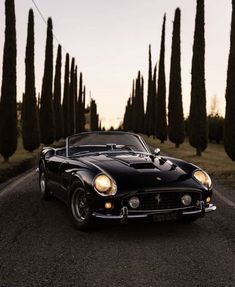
(155, 194, 161, 207)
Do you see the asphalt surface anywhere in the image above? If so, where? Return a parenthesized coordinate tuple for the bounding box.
(0, 169, 234, 287)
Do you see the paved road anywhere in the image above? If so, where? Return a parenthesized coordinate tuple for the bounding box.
(0, 170, 234, 287)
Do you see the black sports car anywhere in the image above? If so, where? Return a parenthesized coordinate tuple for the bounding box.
(38, 131, 216, 230)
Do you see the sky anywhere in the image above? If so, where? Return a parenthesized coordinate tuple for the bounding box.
(0, 0, 232, 129)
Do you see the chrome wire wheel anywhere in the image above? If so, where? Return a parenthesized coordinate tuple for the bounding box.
(71, 188, 89, 223)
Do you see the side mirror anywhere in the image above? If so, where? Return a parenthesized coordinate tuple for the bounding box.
(154, 148, 160, 156)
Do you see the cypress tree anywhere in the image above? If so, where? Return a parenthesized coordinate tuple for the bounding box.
(90, 99, 98, 131)
(77, 72, 83, 133)
(130, 80, 135, 132)
(123, 97, 132, 131)
(39, 17, 54, 145)
(140, 76, 145, 133)
(0, 0, 17, 161)
(135, 71, 144, 133)
(82, 85, 86, 131)
(145, 45, 153, 136)
(131, 80, 137, 132)
(152, 63, 157, 138)
(224, 0, 235, 160)
(53, 44, 63, 140)
(69, 57, 75, 135)
(74, 65, 78, 133)
(189, 0, 207, 156)
(22, 9, 40, 152)
(155, 15, 167, 143)
(62, 53, 70, 138)
(168, 8, 185, 148)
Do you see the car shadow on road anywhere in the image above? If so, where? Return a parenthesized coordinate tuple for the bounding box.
(39, 194, 211, 243)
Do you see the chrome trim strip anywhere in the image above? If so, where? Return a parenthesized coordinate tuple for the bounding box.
(182, 210, 202, 215)
(92, 203, 216, 219)
(128, 206, 197, 213)
(92, 212, 147, 219)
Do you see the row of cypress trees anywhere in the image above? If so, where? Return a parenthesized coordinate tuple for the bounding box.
(31, 15, 87, 148)
(123, 9, 184, 147)
(23, 12, 88, 150)
(0, 0, 99, 161)
(123, 72, 144, 133)
(124, 0, 235, 160)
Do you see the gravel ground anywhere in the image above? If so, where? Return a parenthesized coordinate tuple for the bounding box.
(0, 171, 234, 287)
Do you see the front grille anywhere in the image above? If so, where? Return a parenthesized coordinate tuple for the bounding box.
(124, 191, 201, 211)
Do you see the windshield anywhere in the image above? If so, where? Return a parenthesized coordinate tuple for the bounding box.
(67, 132, 149, 156)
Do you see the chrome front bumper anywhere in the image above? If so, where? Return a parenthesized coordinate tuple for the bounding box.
(92, 202, 216, 221)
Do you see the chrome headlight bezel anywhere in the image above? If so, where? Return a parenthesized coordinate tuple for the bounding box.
(193, 169, 212, 189)
(93, 173, 117, 196)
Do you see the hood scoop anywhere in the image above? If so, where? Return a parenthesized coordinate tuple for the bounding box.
(129, 162, 157, 169)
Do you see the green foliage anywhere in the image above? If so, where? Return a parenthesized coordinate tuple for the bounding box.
(189, 0, 207, 156)
(156, 15, 167, 143)
(0, 0, 17, 161)
(53, 44, 63, 140)
(224, 0, 235, 161)
(39, 18, 55, 145)
(168, 8, 185, 148)
(62, 53, 70, 138)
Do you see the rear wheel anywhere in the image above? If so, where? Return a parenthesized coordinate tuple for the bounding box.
(39, 165, 53, 200)
(70, 186, 93, 230)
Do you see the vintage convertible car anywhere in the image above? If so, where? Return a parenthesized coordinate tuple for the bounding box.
(38, 131, 216, 230)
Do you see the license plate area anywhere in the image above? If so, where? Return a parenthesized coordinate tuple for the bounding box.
(153, 213, 178, 222)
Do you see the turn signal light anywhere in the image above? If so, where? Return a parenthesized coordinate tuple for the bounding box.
(206, 197, 211, 203)
(105, 202, 112, 209)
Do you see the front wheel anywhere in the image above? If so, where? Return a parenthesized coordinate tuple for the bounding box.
(39, 165, 54, 200)
(70, 186, 93, 230)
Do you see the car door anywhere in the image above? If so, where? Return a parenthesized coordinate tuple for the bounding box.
(46, 153, 65, 199)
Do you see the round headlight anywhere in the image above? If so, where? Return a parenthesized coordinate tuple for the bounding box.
(193, 170, 212, 189)
(181, 194, 192, 206)
(94, 174, 117, 196)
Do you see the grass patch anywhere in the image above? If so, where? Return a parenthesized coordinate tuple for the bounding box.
(143, 135, 235, 188)
(0, 137, 65, 183)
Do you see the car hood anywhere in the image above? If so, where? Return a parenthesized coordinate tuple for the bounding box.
(79, 152, 197, 193)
